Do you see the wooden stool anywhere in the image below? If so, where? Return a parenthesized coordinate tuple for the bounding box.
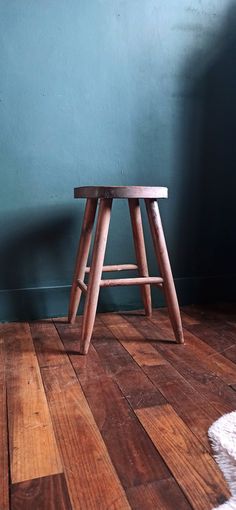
(68, 186, 184, 354)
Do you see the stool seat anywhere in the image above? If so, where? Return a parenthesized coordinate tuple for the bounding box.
(74, 186, 168, 199)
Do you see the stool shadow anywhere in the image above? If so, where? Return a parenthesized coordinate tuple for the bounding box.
(1, 208, 77, 320)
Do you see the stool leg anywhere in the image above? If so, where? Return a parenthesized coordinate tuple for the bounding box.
(80, 198, 112, 354)
(145, 199, 184, 344)
(68, 198, 97, 324)
(128, 198, 152, 316)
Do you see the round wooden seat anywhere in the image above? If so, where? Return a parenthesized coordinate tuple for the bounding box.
(74, 186, 168, 199)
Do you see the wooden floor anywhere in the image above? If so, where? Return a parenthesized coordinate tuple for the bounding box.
(1, 304, 236, 510)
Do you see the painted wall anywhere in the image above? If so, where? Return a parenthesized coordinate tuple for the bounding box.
(1, 1, 235, 320)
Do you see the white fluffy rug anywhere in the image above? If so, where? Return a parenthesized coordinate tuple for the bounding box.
(208, 411, 236, 510)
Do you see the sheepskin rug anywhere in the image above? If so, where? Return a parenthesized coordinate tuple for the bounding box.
(208, 411, 236, 510)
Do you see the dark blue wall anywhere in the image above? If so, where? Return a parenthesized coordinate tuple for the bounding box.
(1, 1, 235, 320)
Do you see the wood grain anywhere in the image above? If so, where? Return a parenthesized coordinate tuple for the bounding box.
(128, 197, 152, 316)
(144, 364, 221, 451)
(126, 479, 192, 510)
(148, 310, 236, 384)
(31, 321, 68, 368)
(153, 342, 236, 415)
(2, 323, 62, 483)
(80, 198, 112, 354)
(11, 474, 72, 510)
(91, 318, 166, 409)
(179, 308, 236, 352)
(136, 404, 230, 510)
(145, 198, 184, 343)
(99, 276, 163, 287)
(68, 197, 97, 324)
(101, 313, 168, 367)
(2, 305, 236, 510)
(222, 344, 236, 363)
(85, 263, 138, 272)
(77, 375, 170, 489)
(74, 185, 168, 199)
(56, 321, 170, 488)
(151, 309, 219, 355)
(106, 314, 220, 450)
(186, 322, 236, 352)
(31, 322, 130, 510)
(0, 337, 9, 510)
(125, 313, 236, 413)
(33, 323, 80, 398)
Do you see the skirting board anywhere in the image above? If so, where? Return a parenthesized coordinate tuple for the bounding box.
(0, 274, 235, 322)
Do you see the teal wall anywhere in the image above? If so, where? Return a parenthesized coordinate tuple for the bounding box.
(1, 1, 236, 320)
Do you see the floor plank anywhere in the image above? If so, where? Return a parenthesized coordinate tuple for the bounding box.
(11, 474, 72, 510)
(221, 344, 236, 364)
(179, 306, 236, 352)
(89, 318, 166, 410)
(143, 310, 236, 384)
(124, 313, 236, 415)
(56, 321, 157, 418)
(136, 404, 230, 510)
(126, 479, 192, 510)
(184, 322, 236, 353)
(101, 313, 168, 367)
(150, 310, 236, 384)
(31, 321, 68, 368)
(105, 313, 220, 451)
(154, 344, 236, 415)
(56, 321, 171, 489)
(2, 304, 235, 510)
(31, 322, 130, 510)
(0, 337, 9, 510)
(1, 323, 62, 484)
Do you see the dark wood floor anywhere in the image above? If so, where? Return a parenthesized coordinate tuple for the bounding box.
(1, 304, 236, 510)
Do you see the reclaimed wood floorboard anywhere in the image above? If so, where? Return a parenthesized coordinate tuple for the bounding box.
(136, 404, 230, 510)
(11, 473, 72, 510)
(1, 303, 235, 509)
(31, 322, 130, 510)
(102, 313, 220, 451)
(126, 479, 192, 510)
(55, 320, 171, 489)
(1, 323, 62, 484)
